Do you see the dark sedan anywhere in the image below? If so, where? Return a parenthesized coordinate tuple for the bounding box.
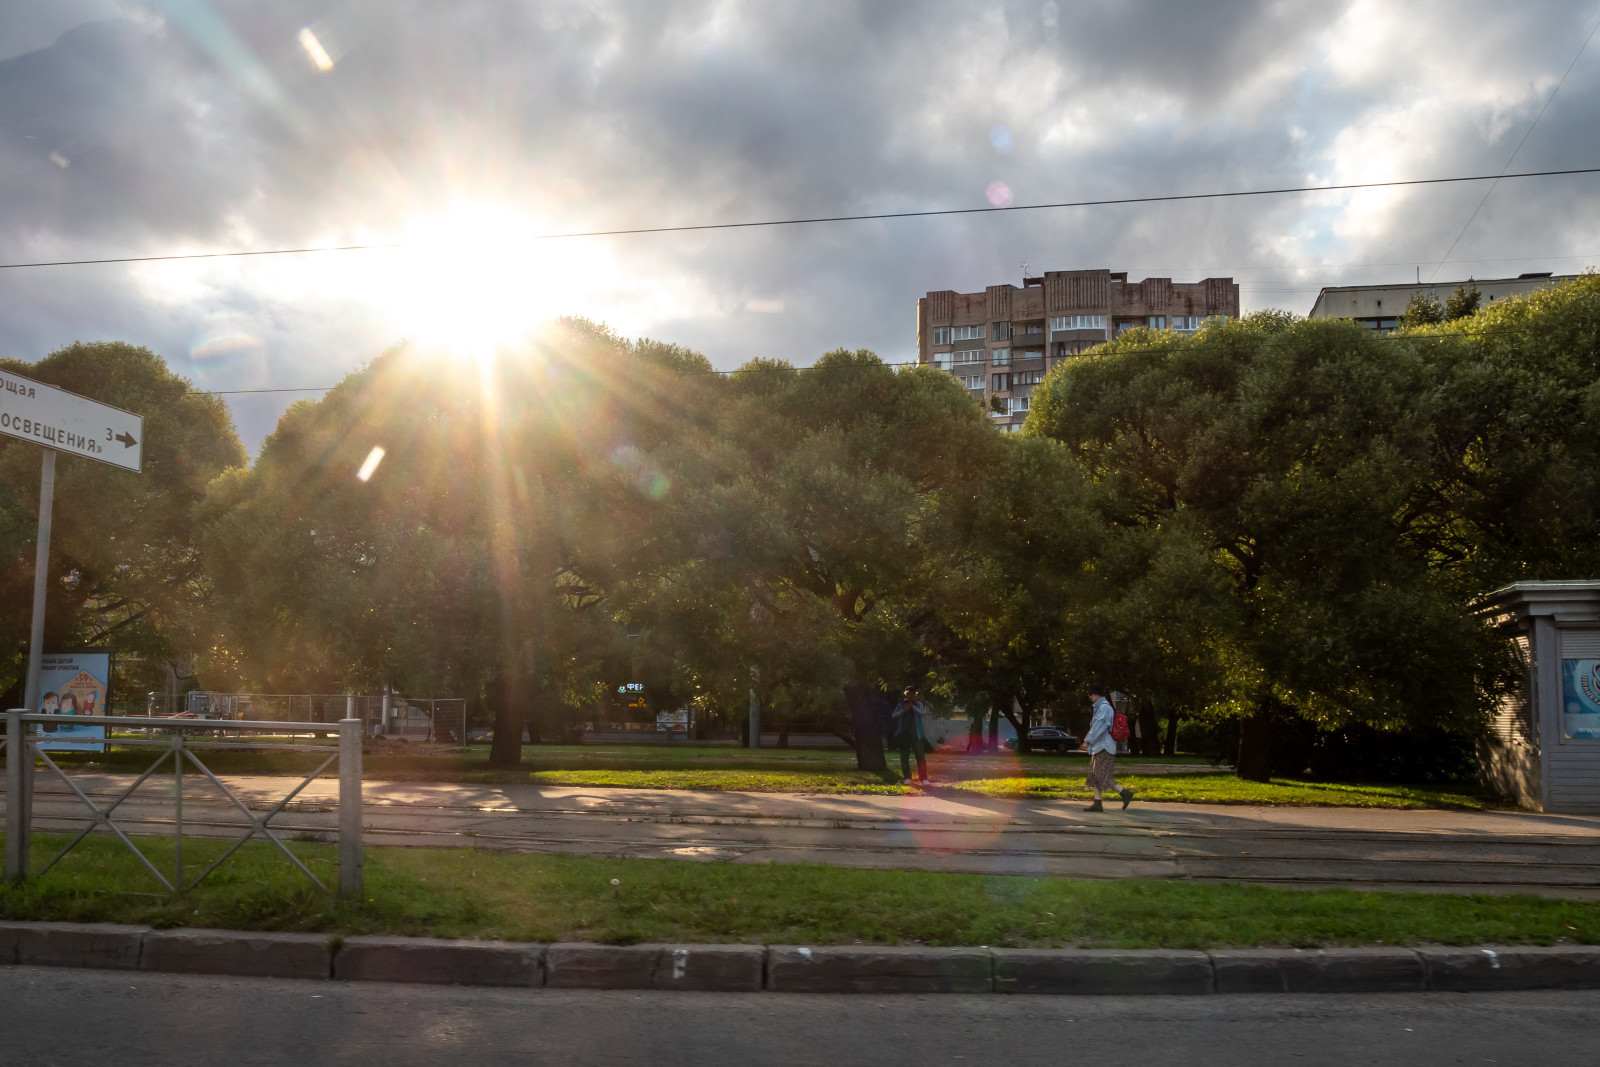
(1005, 726, 1081, 753)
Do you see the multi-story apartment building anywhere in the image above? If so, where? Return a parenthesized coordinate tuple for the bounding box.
(1306, 272, 1578, 334)
(917, 269, 1241, 430)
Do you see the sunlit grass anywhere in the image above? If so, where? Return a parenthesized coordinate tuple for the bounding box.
(45, 745, 1496, 808)
(0, 834, 1590, 948)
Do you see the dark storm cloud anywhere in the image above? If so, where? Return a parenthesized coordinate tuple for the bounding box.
(0, 0, 1598, 449)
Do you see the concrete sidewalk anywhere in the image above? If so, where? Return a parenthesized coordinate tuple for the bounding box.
(14, 774, 1600, 896)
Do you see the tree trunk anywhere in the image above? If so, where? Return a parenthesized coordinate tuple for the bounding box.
(1164, 705, 1180, 757)
(1001, 696, 1030, 754)
(844, 684, 889, 773)
(1137, 702, 1160, 758)
(776, 704, 789, 748)
(487, 665, 526, 769)
(1235, 701, 1274, 782)
(987, 708, 1000, 750)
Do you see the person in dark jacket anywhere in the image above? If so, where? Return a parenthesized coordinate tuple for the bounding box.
(891, 687, 930, 785)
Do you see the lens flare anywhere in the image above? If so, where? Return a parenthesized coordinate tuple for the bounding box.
(299, 28, 334, 72)
(990, 126, 1014, 154)
(986, 181, 1014, 208)
(357, 445, 386, 481)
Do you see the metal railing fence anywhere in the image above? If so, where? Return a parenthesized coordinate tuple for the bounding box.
(142, 691, 470, 748)
(3, 710, 362, 897)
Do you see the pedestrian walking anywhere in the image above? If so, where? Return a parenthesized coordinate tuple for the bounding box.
(1079, 684, 1134, 811)
(892, 687, 930, 785)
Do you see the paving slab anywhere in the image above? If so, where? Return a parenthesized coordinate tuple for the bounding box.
(13, 774, 1600, 895)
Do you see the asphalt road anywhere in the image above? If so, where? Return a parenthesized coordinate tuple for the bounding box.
(2, 965, 1597, 1066)
(14, 774, 1600, 896)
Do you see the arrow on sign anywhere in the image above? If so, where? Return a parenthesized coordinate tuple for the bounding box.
(114, 431, 137, 448)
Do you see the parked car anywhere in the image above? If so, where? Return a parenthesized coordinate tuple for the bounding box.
(1005, 726, 1080, 753)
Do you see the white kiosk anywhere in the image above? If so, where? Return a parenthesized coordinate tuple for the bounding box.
(1479, 581, 1600, 813)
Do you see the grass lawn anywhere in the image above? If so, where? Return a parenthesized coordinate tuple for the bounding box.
(53, 743, 1497, 809)
(0, 834, 1591, 949)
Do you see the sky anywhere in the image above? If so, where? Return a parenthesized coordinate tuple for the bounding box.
(2, 0, 1599, 449)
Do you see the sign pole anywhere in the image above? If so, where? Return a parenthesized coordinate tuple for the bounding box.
(23, 448, 55, 715)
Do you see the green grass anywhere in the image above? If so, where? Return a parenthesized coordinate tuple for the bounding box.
(45, 744, 1497, 809)
(950, 776, 1499, 810)
(0, 834, 1591, 949)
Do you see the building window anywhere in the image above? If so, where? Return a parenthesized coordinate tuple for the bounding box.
(951, 324, 985, 341)
(1021, 323, 1043, 335)
(953, 348, 986, 364)
(990, 322, 1012, 341)
(1115, 320, 1135, 335)
(1008, 396, 1030, 415)
(991, 348, 1012, 365)
(992, 373, 1010, 391)
(931, 326, 952, 345)
(1147, 316, 1167, 330)
(1172, 316, 1205, 331)
(1013, 370, 1044, 386)
(1050, 315, 1108, 333)
(955, 373, 984, 390)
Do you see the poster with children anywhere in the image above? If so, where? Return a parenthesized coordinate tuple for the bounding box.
(36, 651, 111, 752)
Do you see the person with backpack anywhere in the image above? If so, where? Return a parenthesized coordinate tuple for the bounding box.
(1079, 684, 1134, 812)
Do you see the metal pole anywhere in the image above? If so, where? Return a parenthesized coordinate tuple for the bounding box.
(172, 731, 183, 889)
(22, 450, 55, 813)
(338, 717, 363, 898)
(381, 688, 392, 736)
(748, 667, 760, 750)
(5, 710, 29, 881)
(23, 449, 56, 715)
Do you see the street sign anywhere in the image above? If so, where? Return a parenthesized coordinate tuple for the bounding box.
(0, 367, 143, 472)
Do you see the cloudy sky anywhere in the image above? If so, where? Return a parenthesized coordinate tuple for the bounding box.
(3, 0, 1599, 448)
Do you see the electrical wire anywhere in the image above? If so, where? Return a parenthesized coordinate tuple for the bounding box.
(1428, 16, 1600, 281)
(5, 166, 1600, 272)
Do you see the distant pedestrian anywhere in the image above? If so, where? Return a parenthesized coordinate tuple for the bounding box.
(892, 687, 930, 785)
(1079, 684, 1134, 812)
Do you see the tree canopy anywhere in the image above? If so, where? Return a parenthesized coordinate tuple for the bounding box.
(0, 342, 244, 705)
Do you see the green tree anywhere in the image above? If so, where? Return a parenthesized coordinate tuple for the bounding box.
(920, 433, 1102, 752)
(1444, 280, 1482, 320)
(621, 349, 1003, 770)
(0, 342, 244, 706)
(201, 322, 720, 766)
(1027, 312, 1503, 779)
(1416, 272, 1600, 587)
(1401, 291, 1444, 328)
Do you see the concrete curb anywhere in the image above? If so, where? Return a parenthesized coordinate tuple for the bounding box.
(335, 936, 544, 987)
(142, 929, 332, 980)
(3, 923, 1599, 993)
(767, 945, 993, 993)
(994, 948, 1214, 995)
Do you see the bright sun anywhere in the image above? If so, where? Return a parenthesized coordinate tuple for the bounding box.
(386, 204, 599, 366)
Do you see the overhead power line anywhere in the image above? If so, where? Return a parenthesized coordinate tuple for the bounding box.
(1428, 15, 1600, 281)
(4, 166, 1600, 272)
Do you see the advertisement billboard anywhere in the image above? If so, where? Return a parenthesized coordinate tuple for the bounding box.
(1562, 658, 1600, 740)
(35, 650, 111, 752)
